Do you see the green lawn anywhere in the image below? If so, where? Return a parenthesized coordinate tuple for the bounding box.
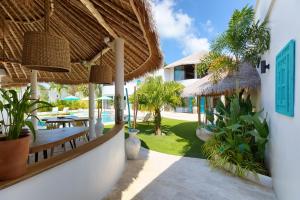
(103, 118, 205, 158)
(126, 118, 205, 158)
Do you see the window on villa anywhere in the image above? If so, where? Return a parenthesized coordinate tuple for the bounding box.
(275, 40, 296, 117)
(174, 65, 195, 81)
(184, 65, 195, 79)
(174, 66, 185, 81)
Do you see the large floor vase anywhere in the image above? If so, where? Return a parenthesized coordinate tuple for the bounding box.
(95, 117, 104, 137)
(0, 134, 30, 180)
(125, 129, 140, 160)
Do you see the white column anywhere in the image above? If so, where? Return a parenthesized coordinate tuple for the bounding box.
(31, 70, 38, 131)
(114, 37, 124, 124)
(89, 82, 96, 139)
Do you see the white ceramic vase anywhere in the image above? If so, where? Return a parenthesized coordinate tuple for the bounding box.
(95, 117, 104, 137)
(125, 129, 141, 160)
(196, 127, 213, 141)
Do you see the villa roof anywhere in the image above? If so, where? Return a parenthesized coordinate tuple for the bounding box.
(164, 51, 207, 69)
(182, 62, 261, 97)
(0, 0, 163, 86)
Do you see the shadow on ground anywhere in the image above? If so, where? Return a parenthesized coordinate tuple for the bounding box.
(170, 121, 205, 158)
(105, 148, 275, 200)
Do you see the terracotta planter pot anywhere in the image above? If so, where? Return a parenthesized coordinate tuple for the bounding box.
(0, 134, 30, 180)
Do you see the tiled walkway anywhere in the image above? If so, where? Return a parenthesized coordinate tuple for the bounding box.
(161, 111, 198, 121)
(105, 148, 276, 200)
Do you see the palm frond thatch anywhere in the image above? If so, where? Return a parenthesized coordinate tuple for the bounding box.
(0, 0, 163, 87)
(182, 63, 260, 97)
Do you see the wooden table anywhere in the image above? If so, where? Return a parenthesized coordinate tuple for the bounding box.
(30, 127, 89, 162)
(45, 117, 75, 128)
(44, 117, 89, 127)
(73, 117, 88, 126)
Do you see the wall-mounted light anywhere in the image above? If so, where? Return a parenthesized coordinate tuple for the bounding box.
(261, 60, 270, 73)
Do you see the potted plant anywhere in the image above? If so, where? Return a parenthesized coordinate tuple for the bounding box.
(0, 86, 51, 180)
(196, 108, 215, 142)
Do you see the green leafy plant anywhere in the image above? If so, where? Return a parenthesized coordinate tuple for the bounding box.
(198, 6, 270, 83)
(53, 100, 88, 111)
(202, 91, 269, 177)
(134, 76, 183, 135)
(0, 86, 52, 141)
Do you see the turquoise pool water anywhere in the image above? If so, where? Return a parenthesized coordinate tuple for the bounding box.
(101, 111, 114, 123)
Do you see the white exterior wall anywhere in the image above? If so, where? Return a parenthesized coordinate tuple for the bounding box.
(102, 68, 164, 97)
(164, 68, 174, 81)
(256, 0, 300, 199)
(0, 128, 125, 200)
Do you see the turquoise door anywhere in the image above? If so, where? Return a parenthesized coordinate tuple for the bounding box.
(200, 97, 205, 113)
(188, 97, 193, 113)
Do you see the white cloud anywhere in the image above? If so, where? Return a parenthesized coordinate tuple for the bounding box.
(150, 0, 210, 56)
(182, 34, 210, 56)
(202, 20, 214, 33)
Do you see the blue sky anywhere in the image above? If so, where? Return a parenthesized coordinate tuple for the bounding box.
(150, 0, 255, 64)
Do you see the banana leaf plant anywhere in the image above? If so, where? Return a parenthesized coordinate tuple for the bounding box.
(202, 91, 269, 176)
(0, 86, 52, 141)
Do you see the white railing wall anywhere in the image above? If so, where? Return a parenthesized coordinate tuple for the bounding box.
(0, 128, 125, 200)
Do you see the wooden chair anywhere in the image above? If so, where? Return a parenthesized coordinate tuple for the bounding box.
(71, 121, 89, 142)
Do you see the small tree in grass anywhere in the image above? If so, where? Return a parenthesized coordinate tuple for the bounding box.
(135, 76, 183, 135)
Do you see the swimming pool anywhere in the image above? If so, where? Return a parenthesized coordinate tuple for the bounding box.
(101, 111, 114, 123)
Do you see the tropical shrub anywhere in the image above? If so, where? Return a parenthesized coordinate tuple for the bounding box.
(55, 100, 88, 111)
(38, 100, 89, 112)
(202, 91, 269, 176)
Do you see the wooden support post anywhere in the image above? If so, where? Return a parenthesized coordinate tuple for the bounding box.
(114, 38, 124, 124)
(205, 96, 208, 124)
(197, 96, 201, 126)
(88, 82, 96, 139)
(31, 70, 38, 131)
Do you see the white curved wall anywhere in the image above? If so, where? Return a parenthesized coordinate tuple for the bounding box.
(0, 128, 125, 200)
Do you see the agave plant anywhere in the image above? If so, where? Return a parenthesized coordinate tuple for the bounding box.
(0, 86, 52, 141)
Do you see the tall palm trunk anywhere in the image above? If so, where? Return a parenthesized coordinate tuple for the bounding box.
(154, 108, 161, 135)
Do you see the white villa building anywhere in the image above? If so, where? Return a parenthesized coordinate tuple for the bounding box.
(164, 51, 207, 113)
(102, 51, 207, 113)
(255, 0, 300, 199)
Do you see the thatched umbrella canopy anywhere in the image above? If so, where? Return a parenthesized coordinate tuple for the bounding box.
(182, 62, 261, 97)
(0, 0, 162, 87)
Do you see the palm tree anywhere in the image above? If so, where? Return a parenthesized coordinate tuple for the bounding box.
(136, 76, 183, 135)
(199, 6, 270, 82)
(49, 83, 67, 99)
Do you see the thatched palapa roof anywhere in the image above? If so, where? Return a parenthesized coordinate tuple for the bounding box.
(0, 0, 163, 86)
(182, 63, 261, 97)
